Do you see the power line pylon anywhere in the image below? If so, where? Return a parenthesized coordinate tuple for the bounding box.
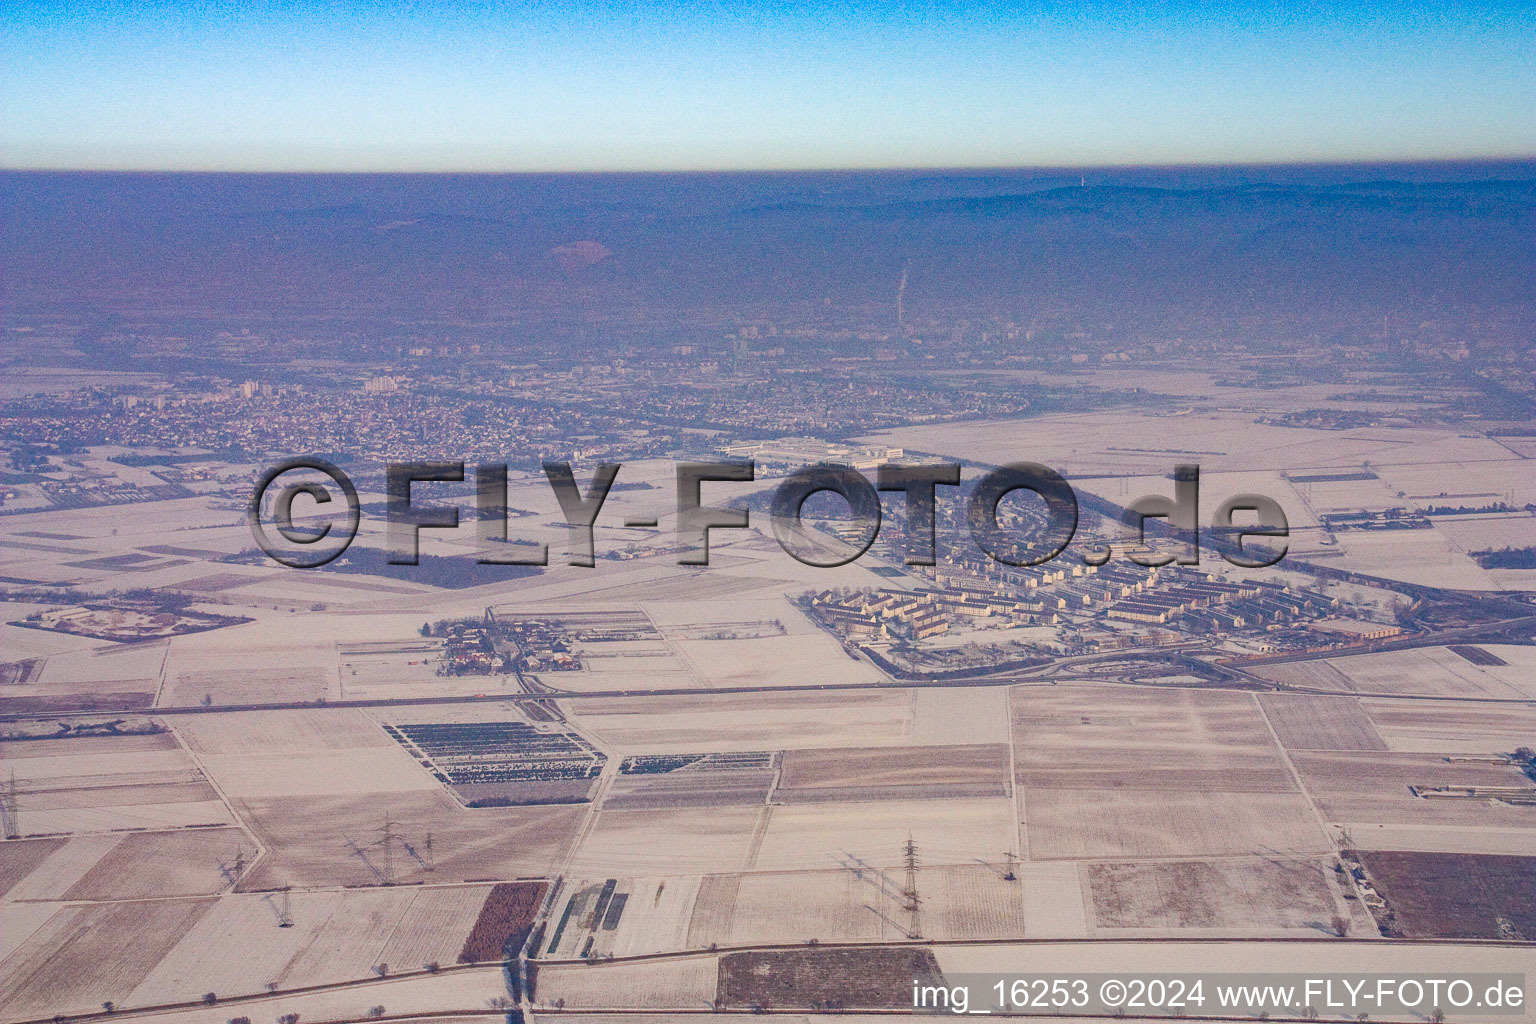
(901, 836, 922, 940)
(379, 819, 398, 886)
(219, 846, 247, 891)
(1, 771, 19, 839)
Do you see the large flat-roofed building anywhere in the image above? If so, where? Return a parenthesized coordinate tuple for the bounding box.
(1308, 617, 1403, 641)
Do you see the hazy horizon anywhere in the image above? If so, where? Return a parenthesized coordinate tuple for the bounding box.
(4, 2, 1533, 172)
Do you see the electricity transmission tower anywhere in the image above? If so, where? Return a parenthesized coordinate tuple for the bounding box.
(348, 819, 433, 886)
(901, 836, 922, 939)
(1, 771, 19, 839)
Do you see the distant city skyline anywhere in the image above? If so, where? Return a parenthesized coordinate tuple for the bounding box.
(2, 1, 1533, 172)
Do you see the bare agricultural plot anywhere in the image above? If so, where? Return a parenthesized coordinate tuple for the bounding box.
(1361, 699, 1536, 754)
(536, 955, 718, 1010)
(5, 739, 211, 803)
(0, 834, 122, 900)
(603, 769, 773, 810)
(63, 827, 248, 899)
(276, 888, 420, 990)
(564, 689, 912, 754)
(1291, 751, 1536, 828)
(1319, 648, 1526, 699)
(1087, 857, 1340, 931)
(234, 790, 582, 888)
(5, 740, 225, 832)
(35, 642, 169, 686)
(125, 889, 415, 1006)
(4, 747, 193, 782)
(617, 571, 795, 603)
(1463, 644, 1536, 698)
(175, 708, 393, 754)
(1023, 790, 1329, 860)
(0, 837, 64, 897)
(698, 863, 1036, 945)
(1016, 862, 1091, 938)
(1256, 694, 1388, 750)
(1249, 660, 1355, 691)
(0, 903, 58, 969)
(908, 686, 1012, 745)
(750, 798, 1018, 873)
(776, 782, 1007, 803)
(1331, 822, 1536, 856)
(0, 730, 177, 757)
(198, 747, 439, 799)
(922, 863, 1032, 939)
(164, 666, 332, 707)
(697, 869, 887, 946)
(686, 873, 741, 948)
(567, 806, 764, 876)
(174, 572, 262, 593)
(779, 744, 1009, 791)
(375, 884, 493, 970)
(20, 800, 233, 836)
(1011, 686, 1295, 792)
(673, 632, 886, 689)
(25, 776, 217, 812)
(0, 897, 215, 1019)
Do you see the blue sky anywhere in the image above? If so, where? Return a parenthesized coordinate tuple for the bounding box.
(2, 1, 1533, 171)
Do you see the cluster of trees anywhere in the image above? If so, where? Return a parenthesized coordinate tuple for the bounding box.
(457, 882, 544, 963)
(1422, 501, 1528, 516)
(1470, 546, 1536, 569)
